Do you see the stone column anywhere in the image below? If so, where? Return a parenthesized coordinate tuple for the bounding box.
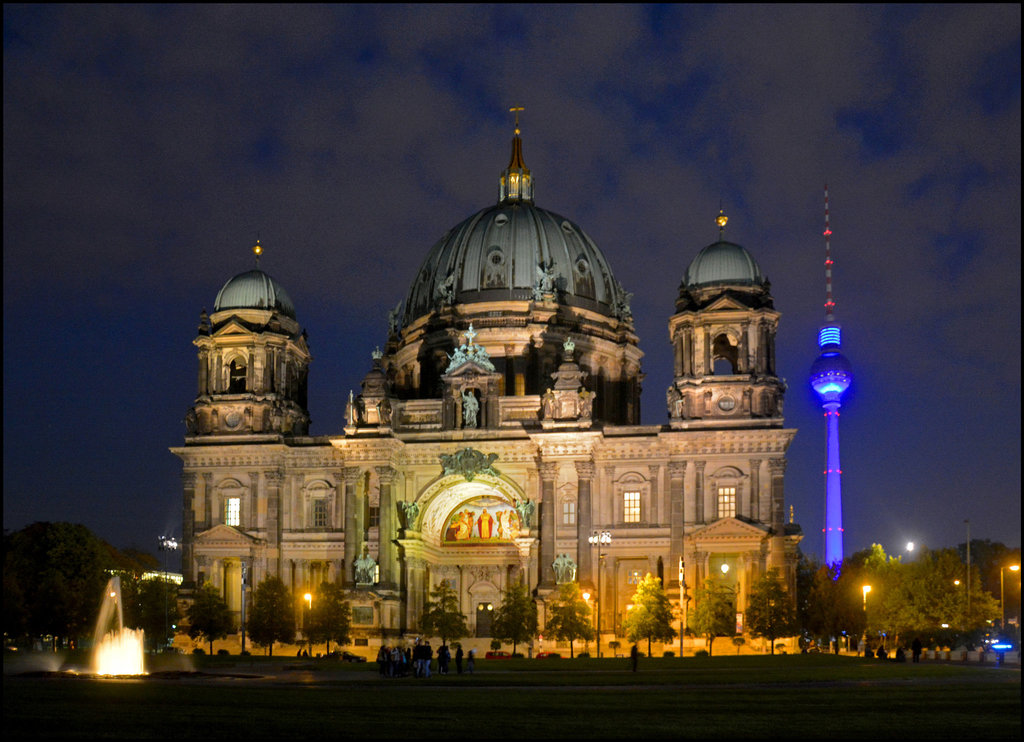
(331, 472, 344, 530)
(738, 322, 748, 373)
(376, 466, 397, 590)
(538, 461, 558, 589)
(575, 460, 595, 586)
(702, 326, 711, 375)
(202, 473, 213, 530)
(648, 464, 661, 524)
(694, 460, 706, 524)
(667, 462, 687, 593)
(768, 458, 787, 571)
(182, 472, 197, 588)
(264, 470, 282, 578)
(748, 459, 762, 522)
(342, 466, 361, 588)
(768, 458, 786, 533)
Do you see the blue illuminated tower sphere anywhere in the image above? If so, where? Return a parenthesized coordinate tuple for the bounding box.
(810, 327, 852, 566)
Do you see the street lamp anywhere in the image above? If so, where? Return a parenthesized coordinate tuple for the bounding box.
(581, 590, 592, 655)
(861, 585, 871, 652)
(158, 535, 179, 650)
(588, 530, 611, 658)
(303, 592, 313, 655)
(1001, 564, 1020, 629)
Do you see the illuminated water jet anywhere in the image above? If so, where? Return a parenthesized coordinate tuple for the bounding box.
(92, 575, 146, 675)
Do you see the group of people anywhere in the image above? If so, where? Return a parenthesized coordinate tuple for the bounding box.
(376, 640, 476, 678)
(864, 637, 923, 663)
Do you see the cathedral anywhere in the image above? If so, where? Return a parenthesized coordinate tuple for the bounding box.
(172, 122, 802, 653)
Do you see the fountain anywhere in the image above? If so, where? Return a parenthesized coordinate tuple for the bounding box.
(92, 575, 146, 676)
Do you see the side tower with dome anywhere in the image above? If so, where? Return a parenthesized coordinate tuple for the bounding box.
(173, 119, 801, 656)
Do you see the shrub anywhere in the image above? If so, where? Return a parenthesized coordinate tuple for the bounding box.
(577, 652, 590, 658)
(662, 651, 675, 658)
(192, 648, 205, 655)
(694, 649, 709, 657)
(217, 649, 230, 656)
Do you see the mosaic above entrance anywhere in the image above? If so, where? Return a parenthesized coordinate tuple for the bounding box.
(444, 496, 522, 543)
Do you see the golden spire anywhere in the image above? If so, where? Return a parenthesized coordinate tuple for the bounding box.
(253, 238, 263, 267)
(500, 106, 533, 204)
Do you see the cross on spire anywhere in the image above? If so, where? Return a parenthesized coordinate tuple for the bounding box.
(510, 106, 524, 135)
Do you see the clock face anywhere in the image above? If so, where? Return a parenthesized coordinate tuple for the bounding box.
(717, 396, 736, 412)
(225, 411, 242, 428)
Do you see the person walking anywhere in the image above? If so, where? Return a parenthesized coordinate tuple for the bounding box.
(467, 647, 476, 674)
(630, 643, 639, 672)
(912, 637, 922, 663)
(455, 645, 464, 674)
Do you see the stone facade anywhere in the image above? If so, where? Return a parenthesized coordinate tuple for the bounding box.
(172, 131, 801, 649)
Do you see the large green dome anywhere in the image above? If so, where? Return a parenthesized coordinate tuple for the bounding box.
(402, 201, 628, 325)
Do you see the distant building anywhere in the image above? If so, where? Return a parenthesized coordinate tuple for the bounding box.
(172, 123, 802, 649)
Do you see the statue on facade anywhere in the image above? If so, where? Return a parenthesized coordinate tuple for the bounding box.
(435, 270, 456, 306)
(354, 546, 377, 586)
(578, 389, 595, 419)
(399, 501, 420, 529)
(533, 260, 557, 300)
(462, 390, 479, 428)
(516, 499, 536, 529)
(552, 553, 577, 584)
(541, 388, 556, 419)
(439, 448, 500, 482)
(387, 301, 402, 337)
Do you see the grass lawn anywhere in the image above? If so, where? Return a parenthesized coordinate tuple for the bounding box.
(3, 653, 1019, 739)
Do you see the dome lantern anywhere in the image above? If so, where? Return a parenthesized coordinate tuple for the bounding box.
(499, 106, 533, 204)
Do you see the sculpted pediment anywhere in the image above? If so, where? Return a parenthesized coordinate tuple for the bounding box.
(704, 295, 751, 313)
(444, 362, 499, 379)
(194, 523, 259, 546)
(212, 319, 255, 338)
(691, 517, 769, 542)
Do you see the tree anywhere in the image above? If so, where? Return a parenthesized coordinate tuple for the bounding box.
(120, 575, 180, 650)
(543, 582, 594, 658)
(419, 581, 468, 646)
(688, 578, 734, 656)
(800, 560, 863, 652)
(187, 582, 233, 654)
(621, 573, 677, 657)
(491, 581, 538, 656)
(745, 569, 797, 654)
(306, 581, 351, 655)
(4, 522, 112, 648)
(247, 576, 295, 656)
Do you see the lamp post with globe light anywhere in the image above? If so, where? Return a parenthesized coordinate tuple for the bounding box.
(588, 530, 611, 657)
(158, 535, 179, 650)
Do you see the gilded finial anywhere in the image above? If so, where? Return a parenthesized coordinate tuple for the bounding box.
(716, 208, 728, 238)
(253, 239, 263, 267)
(510, 106, 524, 136)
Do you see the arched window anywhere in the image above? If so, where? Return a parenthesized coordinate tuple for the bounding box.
(228, 359, 247, 392)
(712, 333, 738, 375)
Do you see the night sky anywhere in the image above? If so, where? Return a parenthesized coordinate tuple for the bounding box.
(4, 5, 1020, 563)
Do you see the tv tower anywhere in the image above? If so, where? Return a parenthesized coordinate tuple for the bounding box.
(809, 185, 853, 566)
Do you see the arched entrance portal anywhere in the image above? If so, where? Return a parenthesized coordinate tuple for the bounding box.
(408, 475, 536, 638)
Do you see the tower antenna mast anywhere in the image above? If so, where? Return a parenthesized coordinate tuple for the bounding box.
(810, 184, 853, 566)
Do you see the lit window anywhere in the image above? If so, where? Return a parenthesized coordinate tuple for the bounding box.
(368, 505, 380, 529)
(717, 487, 736, 519)
(563, 500, 576, 525)
(312, 499, 328, 528)
(627, 569, 643, 585)
(623, 491, 641, 523)
(225, 497, 240, 526)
